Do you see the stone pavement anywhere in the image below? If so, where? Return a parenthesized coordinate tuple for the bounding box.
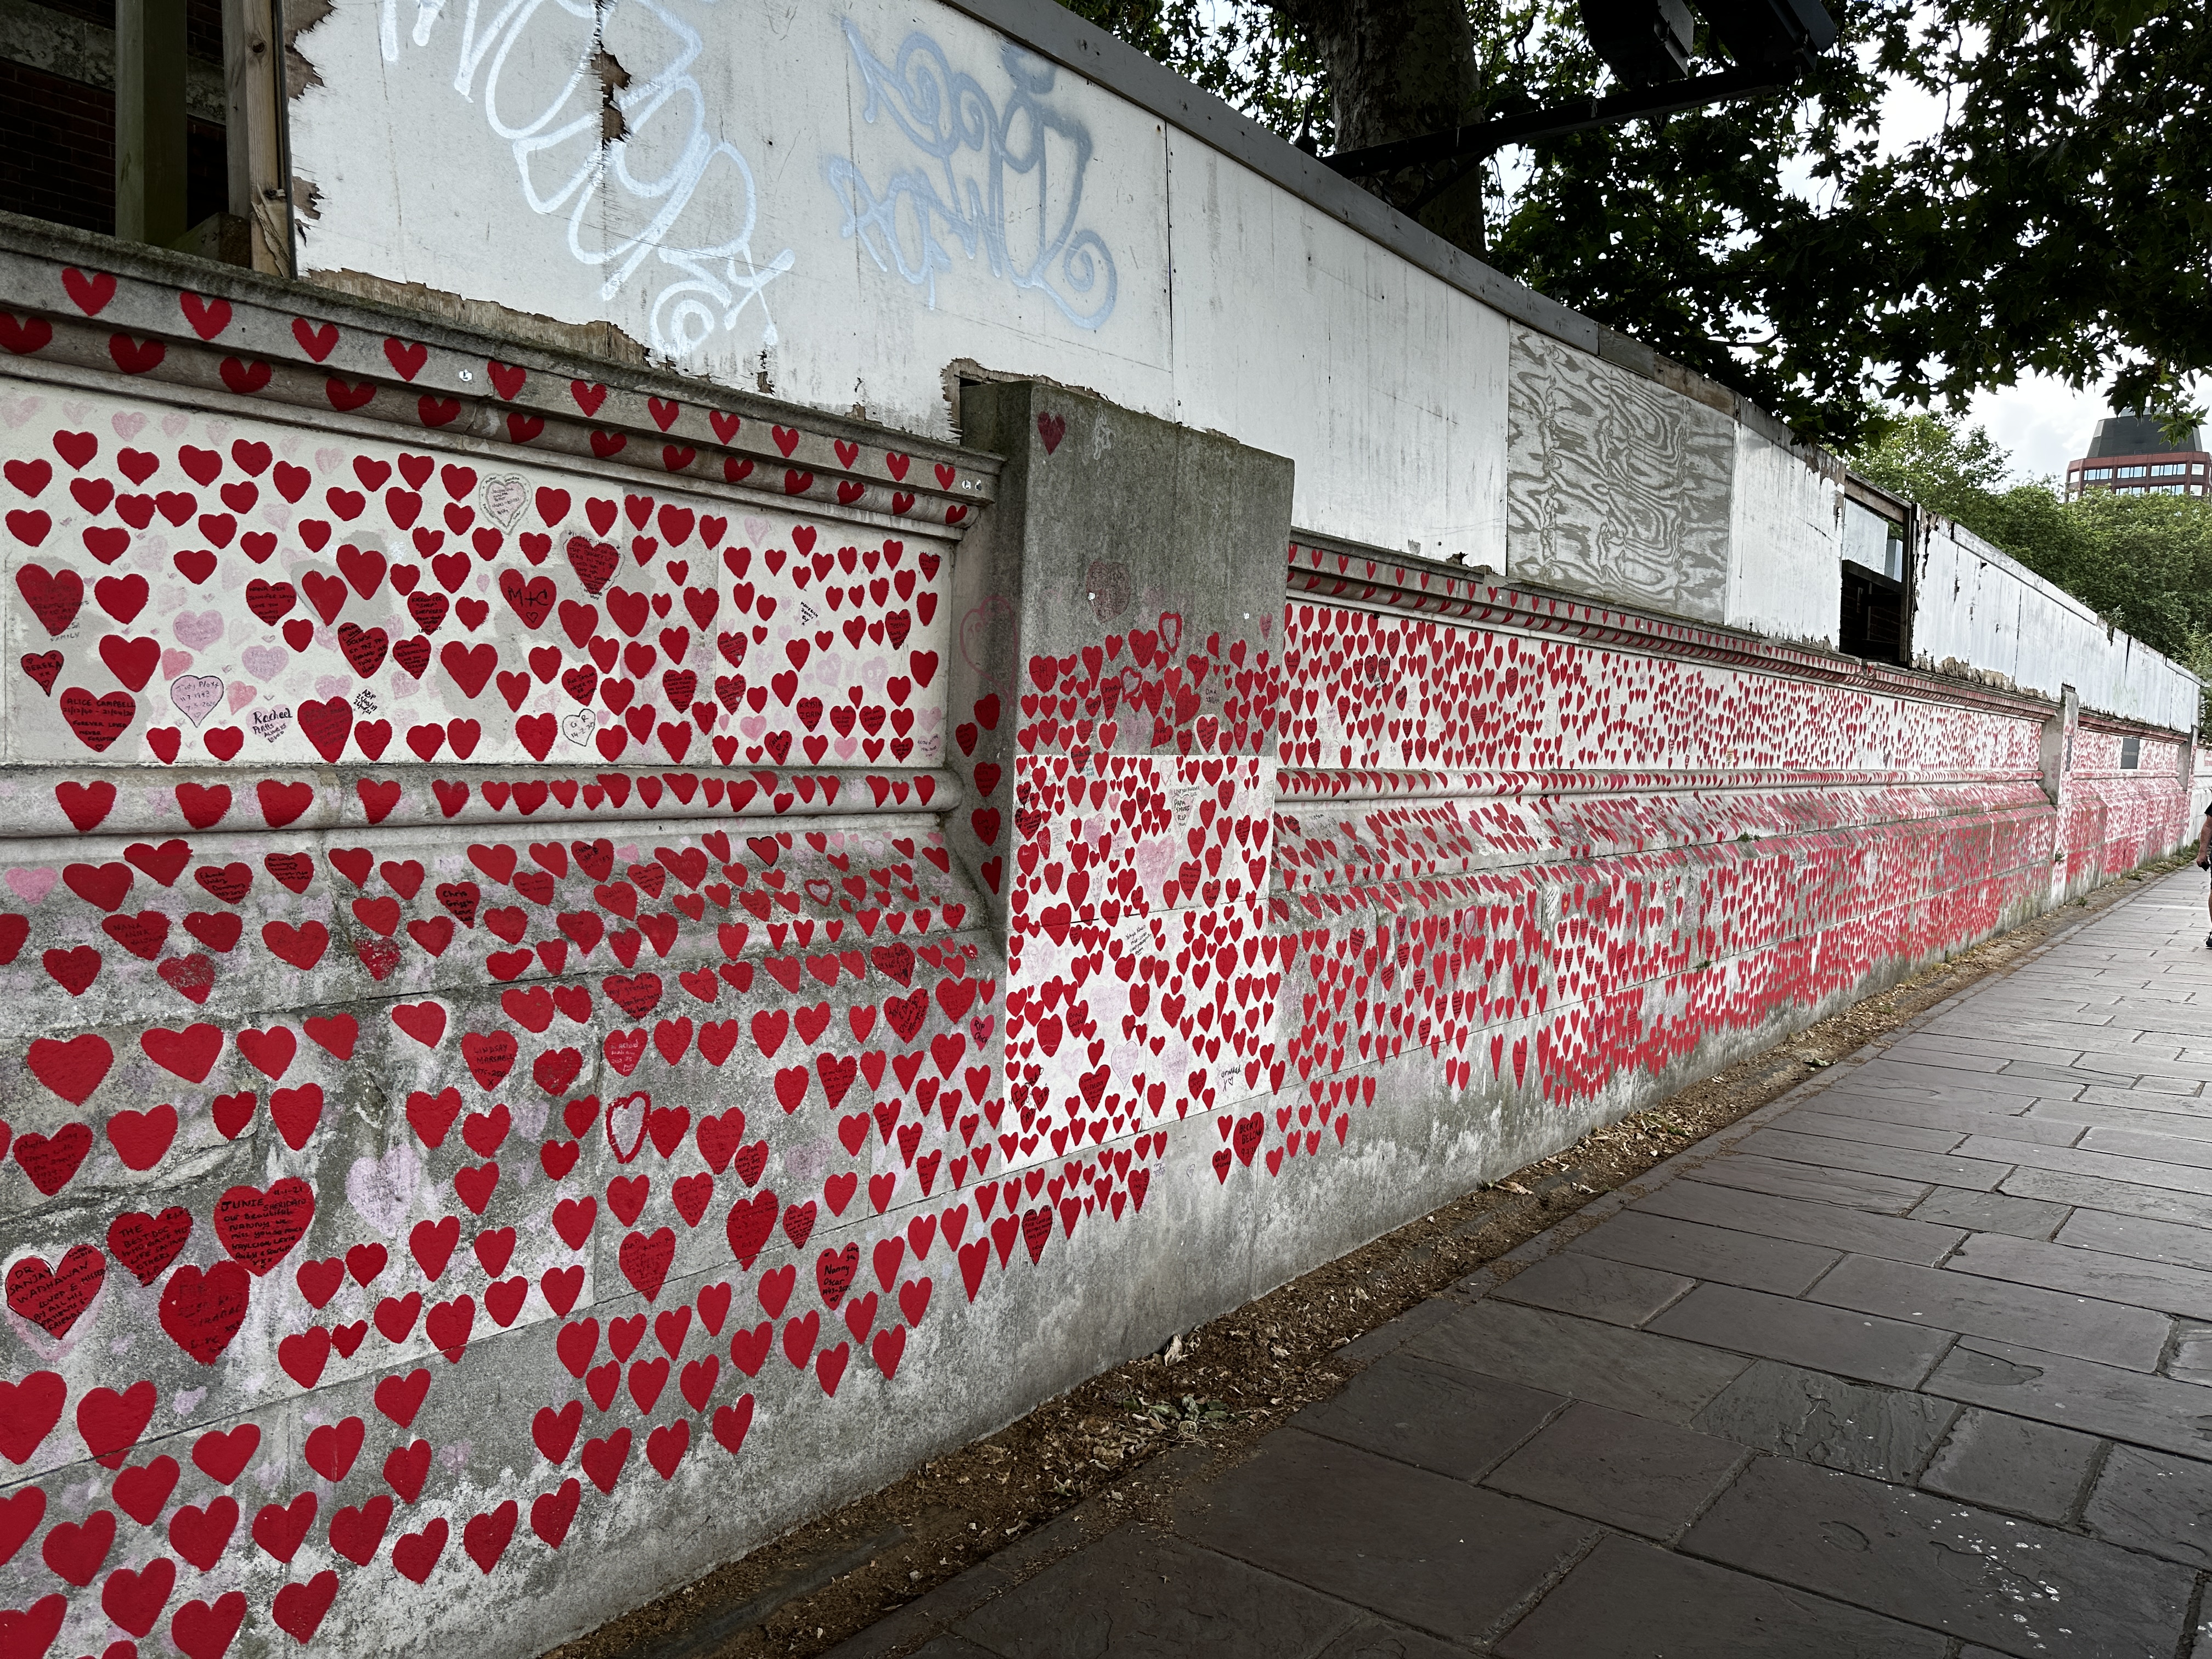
(830, 868, 2212, 1659)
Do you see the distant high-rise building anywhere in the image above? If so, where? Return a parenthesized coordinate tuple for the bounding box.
(2064, 413, 2209, 499)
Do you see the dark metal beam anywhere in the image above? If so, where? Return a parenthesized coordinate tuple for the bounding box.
(1319, 63, 1792, 181)
(115, 0, 191, 246)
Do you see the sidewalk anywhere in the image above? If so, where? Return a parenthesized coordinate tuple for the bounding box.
(831, 867, 2212, 1659)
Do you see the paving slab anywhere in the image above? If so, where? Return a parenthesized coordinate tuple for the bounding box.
(1332, 1295, 1462, 1366)
(1954, 981, 2094, 999)
(2168, 1324, 2212, 1386)
(2082, 1443, 2212, 1570)
(1956, 1001, 2170, 1029)
(1854, 1058, 2077, 1101)
(1493, 1532, 1950, 1658)
(1916, 1408, 2104, 1523)
(1909, 1187, 2072, 1238)
(2083, 1124, 2212, 1170)
(2095, 1031, 2198, 1062)
(1814, 1093, 2079, 1145)
(1679, 1457, 2196, 1658)
(1814, 1075, 2058, 1113)
(2070, 1065, 2207, 1097)
(1310, 1617, 1468, 1659)
(2103, 989, 2212, 1010)
(1566, 1207, 1841, 1295)
(1810, 1251, 2171, 1369)
(1678, 1153, 1933, 1215)
(1480, 1401, 1743, 1539)
(2126, 1012, 2212, 1040)
(1767, 1109, 1970, 1154)
(2056, 1205, 2212, 1271)
(1893, 1033, 2108, 1072)
(1175, 1430, 1600, 1644)
(1405, 1300, 1751, 1425)
(2001, 1165, 2212, 1229)
(1950, 1021, 2167, 1056)
(1948, 1230, 2212, 1322)
(1632, 1178, 1965, 1264)
(825, 1565, 1020, 1659)
(2079, 1081, 2212, 1114)
(1288, 1353, 1562, 1481)
(1926, 1336, 2212, 1461)
(1964, 1136, 2212, 1198)
(1876, 1040, 2010, 1073)
(953, 1525, 1358, 1658)
(1491, 1250, 1694, 1328)
(1691, 1359, 1957, 1481)
(1963, 1002, 2155, 1028)
(2001, 1057, 2155, 1089)
(1647, 1283, 1955, 1388)
(1733, 1126, 2016, 1190)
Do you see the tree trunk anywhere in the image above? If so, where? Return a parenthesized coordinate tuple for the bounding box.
(1269, 0, 1488, 251)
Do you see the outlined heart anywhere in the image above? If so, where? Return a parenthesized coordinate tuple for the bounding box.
(605, 1091, 651, 1162)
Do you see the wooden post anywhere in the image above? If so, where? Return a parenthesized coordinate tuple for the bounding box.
(224, 0, 292, 275)
(115, 0, 190, 246)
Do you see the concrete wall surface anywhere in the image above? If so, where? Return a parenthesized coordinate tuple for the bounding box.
(0, 11, 2203, 1650)
(1914, 518, 2199, 729)
(278, 0, 2197, 732)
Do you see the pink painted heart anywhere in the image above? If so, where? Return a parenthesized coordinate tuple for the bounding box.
(240, 644, 289, 681)
(173, 608, 223, 650)
(5, 866, 55, 904)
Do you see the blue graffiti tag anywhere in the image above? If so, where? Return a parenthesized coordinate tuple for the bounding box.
(824, 20, 1118, 330)
(385, 0, 794, 360)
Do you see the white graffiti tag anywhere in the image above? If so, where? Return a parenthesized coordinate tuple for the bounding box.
(824, 21, 1117, 330)
(381, 0, 792, 358)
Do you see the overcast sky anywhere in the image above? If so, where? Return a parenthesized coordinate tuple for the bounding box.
(1966, 376, 2108, 486)
(1960, 374, 2211, 488)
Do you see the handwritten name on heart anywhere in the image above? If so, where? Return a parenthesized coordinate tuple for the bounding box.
(169, 674, 223, 724)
